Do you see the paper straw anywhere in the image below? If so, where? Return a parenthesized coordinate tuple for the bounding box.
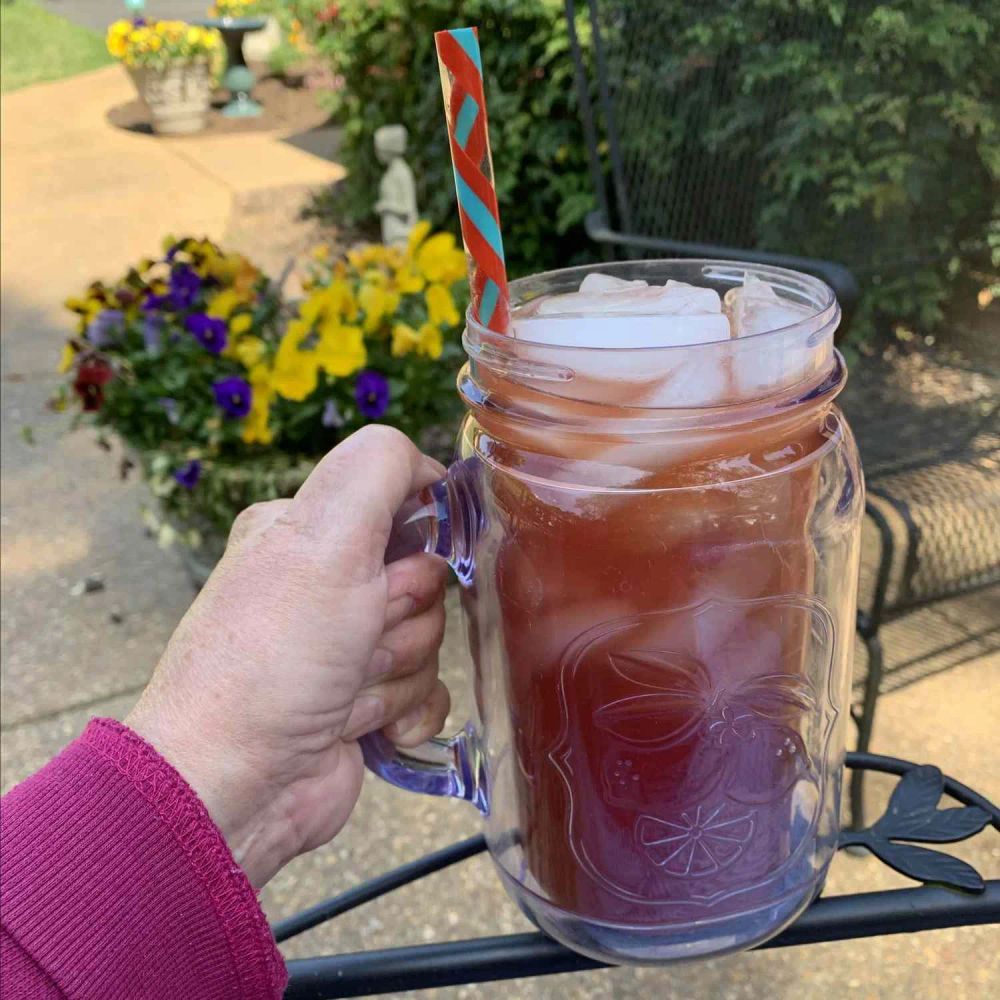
(435, 27, 510, 333)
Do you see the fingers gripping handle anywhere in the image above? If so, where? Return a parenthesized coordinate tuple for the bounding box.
(362, 461, 487, 811)
(360, 726, 488, 812)
(383, 460, 480, 585)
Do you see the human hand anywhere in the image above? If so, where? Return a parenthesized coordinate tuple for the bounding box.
(126, 427, 451, 888)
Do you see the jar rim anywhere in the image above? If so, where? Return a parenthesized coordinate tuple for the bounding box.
(466, 259, 839, 351)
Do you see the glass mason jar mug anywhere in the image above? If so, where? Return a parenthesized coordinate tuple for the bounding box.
(367, 260, 864, 964)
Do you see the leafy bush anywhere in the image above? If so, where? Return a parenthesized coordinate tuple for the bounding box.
(613, 0, 999, 335)
(292, 0, 996, 341)
(56, 231, 467, 537)
(287, 0, 596, 278)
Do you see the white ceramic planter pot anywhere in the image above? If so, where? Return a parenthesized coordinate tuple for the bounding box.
(129, 61, 213, 135)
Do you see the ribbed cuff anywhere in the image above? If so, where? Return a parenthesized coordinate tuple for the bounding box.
(1, 718, 286, 1000)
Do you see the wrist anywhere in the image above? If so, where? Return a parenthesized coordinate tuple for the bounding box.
(124, 706, 295, 887)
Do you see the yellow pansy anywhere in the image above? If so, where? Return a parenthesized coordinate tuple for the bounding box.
(416, 232, 467, 284)
(394, 263, 425, 294)
(65, 295, 104, 318)
(317, 320, 367, 376)
(418, 322, 444, 360)
(358, 281, 400, 333)
(232, 334, 265, 368)
(407, 220, 432, 255)
(391, 322, 422, 358)
(299, 281, 357, 326)
(106, 21, 131, 58)
(58, 342, 79, 374)
(229, 313, 253, 336)
(348, 244, 392, 271)
(326, 280, 359, 320)
(425, 283, 460, 327)
(393, 321, 443, 359)
(271, 324, 319, 401)
(382, 246, 404, 271)
(242, 365, 274, 445)
(299, 291, 326, 325)
(64, 294, 104, 333)
(203, 251, 256, 290)
(206, 288, 243, 319)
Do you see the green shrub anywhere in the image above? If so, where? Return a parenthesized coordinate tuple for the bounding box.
(289, 0, 596, 278)
(294, 0, 997, 341)
(622, 0, 999, 336)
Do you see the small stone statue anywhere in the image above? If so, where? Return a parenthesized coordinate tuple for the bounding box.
(374, 125, 418, 247)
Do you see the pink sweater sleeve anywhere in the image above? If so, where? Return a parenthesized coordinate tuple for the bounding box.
(0, 719, 287, 999)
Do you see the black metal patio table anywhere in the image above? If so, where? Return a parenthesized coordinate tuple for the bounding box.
(278, 752, 999, 999)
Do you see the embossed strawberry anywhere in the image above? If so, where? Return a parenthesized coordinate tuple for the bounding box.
(703, 677, 816, 806)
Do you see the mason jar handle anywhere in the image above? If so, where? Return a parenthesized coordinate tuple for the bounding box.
(360, 460, 487, 812)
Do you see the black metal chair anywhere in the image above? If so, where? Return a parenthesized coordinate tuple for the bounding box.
(563, 0, 860, 331)
(853, 417, 1000, 826)
(280, 754, 1000, 997)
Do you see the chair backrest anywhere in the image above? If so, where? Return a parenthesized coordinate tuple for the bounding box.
(565, 1, 855, 255)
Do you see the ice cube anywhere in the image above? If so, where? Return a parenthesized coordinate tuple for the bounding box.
(724, 275, 810, 337)
(724, 276, 825, 395)
(532, 277, 723, 320)
(578, 272, 649, 293)
(513, 313, 731, 349)
(508, 276, 733, 407)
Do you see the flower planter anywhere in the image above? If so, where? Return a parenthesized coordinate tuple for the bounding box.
(57, 230, 469, 592)
(128, 61, 213, 135)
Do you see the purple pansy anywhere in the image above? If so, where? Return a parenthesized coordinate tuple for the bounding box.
(142, 314, 162, 354)
(185, 313, 227, 354)
(158, 397, 180, 425)
(133, 16, 147, 26)
(355, 370, 390, 420)
(212, 376, 252, 418)
(173, 460, 201, 490)
(321, 398, 344, 428)
(86, 309, 124, 347)
(168, 265, 201, 309)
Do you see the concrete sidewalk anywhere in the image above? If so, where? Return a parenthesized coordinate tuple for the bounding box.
(1, 64, 343, 375)
(2, 66, 998, 1000)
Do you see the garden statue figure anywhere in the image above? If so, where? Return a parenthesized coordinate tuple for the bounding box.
(374, 125, 418, 247)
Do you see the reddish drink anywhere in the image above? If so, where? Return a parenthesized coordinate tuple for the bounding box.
(471, 391, 835, 923)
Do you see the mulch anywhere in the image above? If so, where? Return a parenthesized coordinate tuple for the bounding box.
(105, 64, 332, 139)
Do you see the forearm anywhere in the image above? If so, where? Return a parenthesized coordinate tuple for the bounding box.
(0, 719, 286, 1000)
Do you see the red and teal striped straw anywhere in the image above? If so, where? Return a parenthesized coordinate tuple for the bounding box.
(435, 27, 510, 333)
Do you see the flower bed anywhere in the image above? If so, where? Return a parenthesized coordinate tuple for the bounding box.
(56, 229, 468, 549)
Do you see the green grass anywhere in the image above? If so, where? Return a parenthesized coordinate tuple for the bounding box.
(1, 0, 113, 94)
